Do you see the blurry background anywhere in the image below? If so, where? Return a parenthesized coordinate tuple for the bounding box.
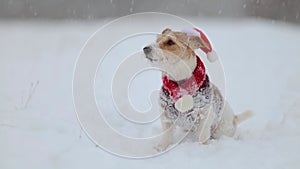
(0, 0, 299, 24)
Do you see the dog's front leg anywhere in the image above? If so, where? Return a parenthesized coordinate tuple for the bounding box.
(196, 106, 215, 144)
(155, 112, 174, 151)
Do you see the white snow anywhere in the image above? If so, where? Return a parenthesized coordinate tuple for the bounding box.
(1, 18, 300, 168)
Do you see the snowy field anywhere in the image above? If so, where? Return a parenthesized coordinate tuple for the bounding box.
(1, 18, 300, 168)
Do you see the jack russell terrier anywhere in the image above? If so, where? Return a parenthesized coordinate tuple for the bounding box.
(143, 28, 253, 151)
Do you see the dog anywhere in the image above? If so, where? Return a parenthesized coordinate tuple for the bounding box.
(143, 28, 253, 151)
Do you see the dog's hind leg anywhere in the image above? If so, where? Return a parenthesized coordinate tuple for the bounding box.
(212, 102, 253, 139)
(212, 101, 236, 139)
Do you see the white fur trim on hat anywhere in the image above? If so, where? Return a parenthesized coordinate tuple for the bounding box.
(207, 50, 218, 62)
(181, 28, 199, 37)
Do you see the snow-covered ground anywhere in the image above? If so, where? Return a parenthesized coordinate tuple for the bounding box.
(1, 18, 300, 168)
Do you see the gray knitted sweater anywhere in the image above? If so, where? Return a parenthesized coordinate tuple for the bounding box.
(159, 75, 224, 135)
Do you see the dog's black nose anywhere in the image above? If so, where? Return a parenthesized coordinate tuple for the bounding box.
(143, 46, 152, 54)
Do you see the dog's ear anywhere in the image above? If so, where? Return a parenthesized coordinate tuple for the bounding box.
(162, 28, 171, 34)
(189, 36, 210, 50)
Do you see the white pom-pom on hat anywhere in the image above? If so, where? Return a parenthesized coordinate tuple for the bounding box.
(182, 27, 218, 63)
(207, 50, 218, 62)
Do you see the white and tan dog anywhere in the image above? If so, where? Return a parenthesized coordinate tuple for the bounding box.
(143, 28, 252, 151)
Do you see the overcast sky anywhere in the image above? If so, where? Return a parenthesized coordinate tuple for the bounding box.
(0, 0, 299, 23)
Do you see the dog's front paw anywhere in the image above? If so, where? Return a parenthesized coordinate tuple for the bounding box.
(200, 138, 211, 145)
(154, 142, 171, 152)
(198, 131, 211, 144)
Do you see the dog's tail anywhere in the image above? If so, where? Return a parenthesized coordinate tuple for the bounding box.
(234, 110, 254, 125)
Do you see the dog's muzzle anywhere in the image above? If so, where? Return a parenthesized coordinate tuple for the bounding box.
(143, 46, 156, 61)
(143, 46, 152, 55)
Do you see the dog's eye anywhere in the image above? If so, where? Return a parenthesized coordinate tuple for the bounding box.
(166, 39, 175, 46)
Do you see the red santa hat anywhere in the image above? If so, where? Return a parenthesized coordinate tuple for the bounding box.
(182, 28, 218, 62)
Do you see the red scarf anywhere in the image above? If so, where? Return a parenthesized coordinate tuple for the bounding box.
(162, 56, 206, 102)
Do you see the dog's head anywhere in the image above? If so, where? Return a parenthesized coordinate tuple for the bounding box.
(143, 28, 207, 63)
(143, 28, 210, 81)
